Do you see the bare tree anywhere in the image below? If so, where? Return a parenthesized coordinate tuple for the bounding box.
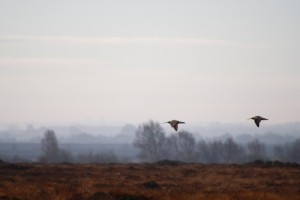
(40, 129, 59, 163)
(169, 131, 197, 162)
(39, 129, 73, 163)
(133, 121, 168, 162)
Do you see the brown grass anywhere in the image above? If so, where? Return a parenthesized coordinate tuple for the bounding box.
(0, 163, 300, 200)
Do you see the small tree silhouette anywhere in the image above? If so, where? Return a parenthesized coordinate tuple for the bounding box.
(39, 129, 73, 163)
(133, 121, 169, 162)
(40, 129, 59, 163)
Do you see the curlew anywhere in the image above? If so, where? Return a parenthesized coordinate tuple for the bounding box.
(164, 120, 185, 131)
(248, 116, 268, 127)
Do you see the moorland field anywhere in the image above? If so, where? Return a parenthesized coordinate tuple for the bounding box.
(0, 162, 300, 200)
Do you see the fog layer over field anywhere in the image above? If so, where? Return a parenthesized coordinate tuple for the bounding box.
(0, 121, 299, 164)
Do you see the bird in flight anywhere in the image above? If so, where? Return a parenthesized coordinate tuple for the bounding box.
(248, 116, 268, 127)
(164, 120, 185, 131)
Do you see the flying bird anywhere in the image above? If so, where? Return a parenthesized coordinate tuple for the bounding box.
(164, 120, 185, 131)
(248, 116, 268, 127)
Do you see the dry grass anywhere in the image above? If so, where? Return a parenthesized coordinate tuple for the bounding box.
(0, 162, 300, 200)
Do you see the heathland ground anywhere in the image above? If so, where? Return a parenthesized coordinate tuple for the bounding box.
(0, 162, 300, 200)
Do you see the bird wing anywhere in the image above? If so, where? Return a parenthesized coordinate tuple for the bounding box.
(254, 120, 260, 127)
(174, 124, 178, 131)
(256, 116, 268, 120)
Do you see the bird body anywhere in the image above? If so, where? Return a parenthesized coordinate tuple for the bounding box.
(249, 116, 268, 127)
(164, 120, 185, 131)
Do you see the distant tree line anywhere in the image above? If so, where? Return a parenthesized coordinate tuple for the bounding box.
(2, 122, 298, 164)
(38, 130, 121, 164)
(133, 121, 300, 163)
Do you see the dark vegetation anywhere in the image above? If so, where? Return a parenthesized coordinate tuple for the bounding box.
(0, 162, 299, 200)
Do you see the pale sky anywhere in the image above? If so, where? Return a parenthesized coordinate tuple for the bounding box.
(0, 0, 299, 126)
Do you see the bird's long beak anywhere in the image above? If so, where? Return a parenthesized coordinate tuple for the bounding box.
(163, 122, 168, 124)
(248, 118, 252, 120)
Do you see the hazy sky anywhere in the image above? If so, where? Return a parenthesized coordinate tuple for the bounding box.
(0, 0, 299, 125)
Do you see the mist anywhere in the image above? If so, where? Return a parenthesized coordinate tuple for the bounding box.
(0, 121, 299, 164)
